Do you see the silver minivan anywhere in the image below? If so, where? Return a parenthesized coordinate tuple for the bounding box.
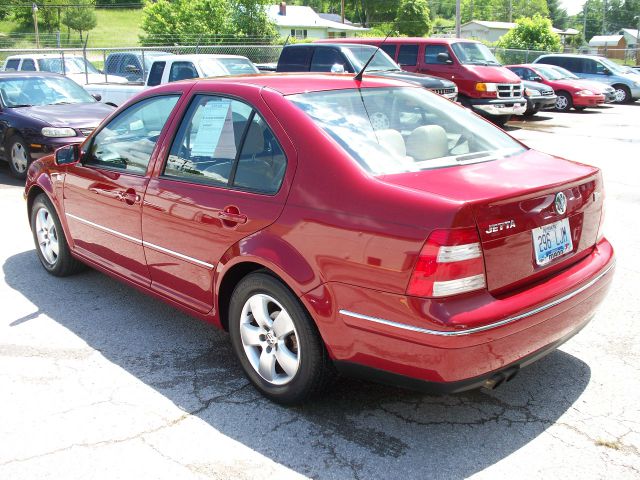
(534, 54, 640, 103)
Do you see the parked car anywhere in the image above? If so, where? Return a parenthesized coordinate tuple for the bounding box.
(543, 64, 617, 103)
(104, 50, 171, 82)
(507, 64, 606, 112)
(0, 72, 114, 178)
(520, 79, 557, 116)
(2, 54, 128, 86)
(533, 54, 640, 103)
(276, 43, 458, 100)
(24, 74, 613, 404)
(316, 37, 526, 125)
(86, 54, 260, 106)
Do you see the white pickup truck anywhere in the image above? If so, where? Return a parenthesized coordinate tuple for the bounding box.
(85, 54, 260, 106)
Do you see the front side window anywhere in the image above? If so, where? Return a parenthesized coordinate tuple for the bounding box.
(169, 62, 198, 82)
(424, 45, 449, 64)
(398, 45, 419, 66)
(451, 42, 500, 66)
(288, 87, 525, 174)
(165, 95, 286, 194)
(86, 95, 179, 174)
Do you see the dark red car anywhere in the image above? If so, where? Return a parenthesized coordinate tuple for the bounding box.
(24, 74, 614, 404)
(507, 64, 606, 112)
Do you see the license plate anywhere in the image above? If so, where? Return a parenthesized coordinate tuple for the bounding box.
(532, 218, 573, 266)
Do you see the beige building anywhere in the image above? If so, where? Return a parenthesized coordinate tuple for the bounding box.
(461, 20, 578, 44)
(266, 3, 368, 40)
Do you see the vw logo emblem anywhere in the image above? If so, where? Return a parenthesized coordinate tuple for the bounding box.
(555, 192, 567, 215)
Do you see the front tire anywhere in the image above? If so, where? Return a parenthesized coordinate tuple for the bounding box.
(613, 84, 631, 103)
(7, 135, 31, 179)
(555, 92, 573, 112)
(30, 194, 84, 276)
(228, 272, 335, 404)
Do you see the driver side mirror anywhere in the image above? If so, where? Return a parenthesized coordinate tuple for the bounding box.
(436, 52, 453, 64)
(331, 63, 346, 73)
(602, 68, 611, 75)
(91, 93, 102, 101)
(55, 144, 80, 166)
(530, 75, 542, 82)
(125, 64, 141, 74)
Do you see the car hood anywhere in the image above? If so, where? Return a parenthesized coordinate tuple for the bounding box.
(14, 103, 115, 128)
(372, 70, 456, 89)
(460, 64, 521, 83)
(571, 79, 614, 93)
(522, 80, 553, 93)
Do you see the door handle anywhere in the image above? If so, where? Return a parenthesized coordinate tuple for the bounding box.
(219, 206, 247, 226)
(117, 189, 141, 206)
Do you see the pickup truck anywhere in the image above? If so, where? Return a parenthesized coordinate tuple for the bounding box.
(276, 44, 458, 101)
(316, 38, 526, 125)
(85, 54, 260, 106)
(104, 50, 171, 82)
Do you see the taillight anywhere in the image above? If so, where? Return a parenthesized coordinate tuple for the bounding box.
(407, 228, 486, 298)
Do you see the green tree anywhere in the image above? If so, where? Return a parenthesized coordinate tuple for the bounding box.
(394, 0, 431, 36)
(496, 14, 562, 50)
(61, 0, 97, 42)
(11, 0, 62, 32)
(547, 0, 569, 29)
(233, 0, 277, 37)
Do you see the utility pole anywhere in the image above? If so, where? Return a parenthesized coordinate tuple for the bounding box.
(456, 0, 461, 37)
(32, 3, 40, 49)
(583, 1, 587, 39)
(341, 0, 345, 23)
(602, 0, 607, 34)
(509, 0, 513, 23)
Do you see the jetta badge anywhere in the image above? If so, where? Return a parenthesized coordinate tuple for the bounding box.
(555, 192, 567, 215)
(486, 220, 516, 234)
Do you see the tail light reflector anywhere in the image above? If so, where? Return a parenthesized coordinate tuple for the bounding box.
(407, 228, 486, 298)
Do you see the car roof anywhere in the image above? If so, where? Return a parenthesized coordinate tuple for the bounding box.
(536, 53, 606, 60)
(153, 73, 417, 96)
(160, 54, 251, 62)
(107, 50, 171, 57)
(315, 37, 480, 45)
(0, 71, 64, 79)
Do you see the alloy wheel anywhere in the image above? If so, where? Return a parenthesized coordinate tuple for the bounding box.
(556, 95, 568, 111)
(239, 293, 300, 385)
(35, 207, 59, 266)
(11, 142, 29, 174)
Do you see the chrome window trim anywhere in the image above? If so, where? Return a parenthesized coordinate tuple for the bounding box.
(339, 261, 614, 337)
(65, 213, 214, 270)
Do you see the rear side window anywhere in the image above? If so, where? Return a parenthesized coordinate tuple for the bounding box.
(147, 61, 165, 86)
(21, 59, 36, 71)
(169, 62, 198, 82)
(5, 59, 20, 71)
(310, 48, 349, 72)
(380, 44, 397, 60)
(424, 45, 449, 64)
(540, 56, 562, 68)
(165, 95, 286, 194)
(278, 47, 313, 72)
(398, 45, 419, 66)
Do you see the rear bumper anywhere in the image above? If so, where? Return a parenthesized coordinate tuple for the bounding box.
(305, 239, 614, 387)
(469, 98, 527, 117)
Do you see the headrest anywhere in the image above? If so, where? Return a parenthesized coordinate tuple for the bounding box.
(406, 125, 448, 161)
(376, 129, 406, 158)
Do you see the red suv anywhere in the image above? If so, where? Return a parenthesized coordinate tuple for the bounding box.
(25, 75, 614, 404)
(316, 37, 526, 125)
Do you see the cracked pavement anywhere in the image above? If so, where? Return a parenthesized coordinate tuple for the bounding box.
(1, 104, 639, 479)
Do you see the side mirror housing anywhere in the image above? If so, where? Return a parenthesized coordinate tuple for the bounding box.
(530, 75, 542, 82)
(55, 144, 80, 166)
(331, 63, 346, 73)
(125, 64, 141, 73)
(437, 52, 453, 64)
(92, 93, 102, 102)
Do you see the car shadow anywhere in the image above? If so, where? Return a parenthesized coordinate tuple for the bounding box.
(0, 163, 24, 188)
(2, 250, 592, 479)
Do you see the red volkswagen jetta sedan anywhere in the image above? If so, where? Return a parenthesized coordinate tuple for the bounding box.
(25, 74, 614, 404)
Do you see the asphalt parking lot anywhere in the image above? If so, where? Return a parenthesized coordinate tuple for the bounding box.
(1, 104, 639, 479)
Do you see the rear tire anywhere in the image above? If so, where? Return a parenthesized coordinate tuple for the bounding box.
(555, 92, 573, 112)
(6, 135, 31, 180)
(228, 272, 335, 404)
(30, 194, 85, 277)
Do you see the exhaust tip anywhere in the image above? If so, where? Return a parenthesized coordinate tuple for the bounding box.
(482, 366, 520, 390)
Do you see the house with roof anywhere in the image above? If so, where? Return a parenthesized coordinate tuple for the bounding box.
(460, 20, 578, 44)
(266, 2, 368, 40)
(588, 35, 627, 59)
(619, 28, 640, 48)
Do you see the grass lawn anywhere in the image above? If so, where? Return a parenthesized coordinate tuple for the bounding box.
(0, 8, 143, 49)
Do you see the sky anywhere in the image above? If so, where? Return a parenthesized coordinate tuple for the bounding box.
(561, 0, 586, 16)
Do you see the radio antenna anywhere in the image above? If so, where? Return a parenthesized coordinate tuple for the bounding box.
(354, 30, 395, 82)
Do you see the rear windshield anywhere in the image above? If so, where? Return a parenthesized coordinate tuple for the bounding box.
(343, 46, 400, 72)
(288, 87, 525, 174)
(216, 58, 259, 75)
